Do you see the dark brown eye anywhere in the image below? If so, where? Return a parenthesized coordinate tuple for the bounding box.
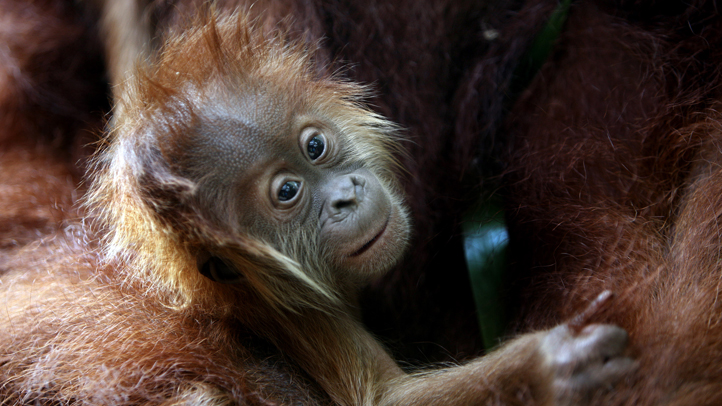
(307, 135, 325, 160)
(278, 181, 300, 201)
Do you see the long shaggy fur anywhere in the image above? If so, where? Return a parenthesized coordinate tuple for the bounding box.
(503, 0, 722, 404)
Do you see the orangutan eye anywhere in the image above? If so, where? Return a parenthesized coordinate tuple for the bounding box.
(278, 181, 300, 202)
(307, 134, 325, 160)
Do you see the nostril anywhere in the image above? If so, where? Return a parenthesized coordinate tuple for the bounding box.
(333, 199, 356, 211)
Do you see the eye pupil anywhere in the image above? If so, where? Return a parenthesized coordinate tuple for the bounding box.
(307, 135, 325, 160)
(278, 181, 300, 202)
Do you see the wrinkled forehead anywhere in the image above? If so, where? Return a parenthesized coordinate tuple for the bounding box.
(192, 85, 299, 165)
(203, 81, 291, 124)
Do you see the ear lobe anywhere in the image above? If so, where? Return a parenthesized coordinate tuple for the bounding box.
(200, 256, 245, 284)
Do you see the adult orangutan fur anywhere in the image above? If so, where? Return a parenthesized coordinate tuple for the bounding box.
(0, 2, 635, 405)
(498, 0, 722, 405)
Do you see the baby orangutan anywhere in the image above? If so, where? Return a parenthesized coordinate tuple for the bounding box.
(0, 3, 634, 405)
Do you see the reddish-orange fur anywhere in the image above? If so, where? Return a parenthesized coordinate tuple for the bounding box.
(503, 0, 722, 404)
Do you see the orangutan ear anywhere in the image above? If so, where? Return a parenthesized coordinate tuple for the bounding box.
(199, 255, 244, 284)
